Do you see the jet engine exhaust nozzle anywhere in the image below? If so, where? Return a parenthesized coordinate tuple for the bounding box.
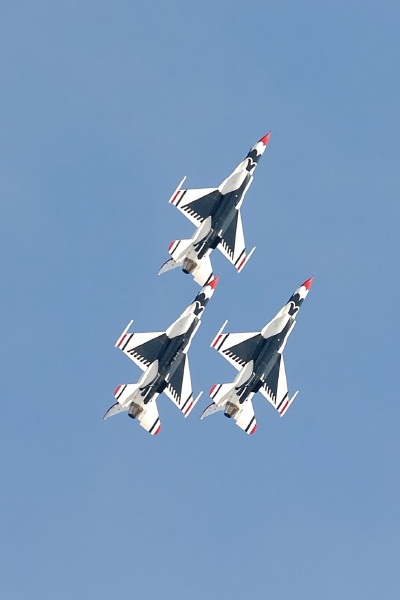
(224, 402, 239, 419)
(128, 403, 144, 419)
(182, 258, 197, 275)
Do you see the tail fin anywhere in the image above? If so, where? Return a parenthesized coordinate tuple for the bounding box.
(200, 402, 223, 420)
(103, 401, 126, 419)
(158, 257, 179, 275)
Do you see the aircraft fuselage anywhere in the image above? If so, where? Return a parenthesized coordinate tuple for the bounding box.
(139, 319, 199, 404)
(235, 319, 294, 404)
(196, 174, 251, 259)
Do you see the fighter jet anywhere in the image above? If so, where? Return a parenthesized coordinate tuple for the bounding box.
(104, 277, 219, 435)
(200, 276, 313, 434)
(158, 133, 270, 286)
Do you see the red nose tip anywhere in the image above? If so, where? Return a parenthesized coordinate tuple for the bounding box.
(208, 275, 219, 289)
(259, 132, 271, 146)
(302, 276, 314, 290)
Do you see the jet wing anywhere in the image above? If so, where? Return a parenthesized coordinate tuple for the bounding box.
(211, 322, 263, 370)
(258, 355, 298, 416)
(164, 354, 200, 417)
(115, 322, 168, 371)
(217, 210, 255, 272)
(170, 183, 220, 227)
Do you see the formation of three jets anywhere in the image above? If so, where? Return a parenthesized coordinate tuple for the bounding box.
(105, 134, 313, 435)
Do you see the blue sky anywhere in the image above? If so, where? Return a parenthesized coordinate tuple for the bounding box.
(2, 1, 400, 598)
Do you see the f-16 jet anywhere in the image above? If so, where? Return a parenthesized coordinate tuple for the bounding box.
(158, 133, 270, 286)
(200, 276, 313, 434)
(104, 277, 219, 435)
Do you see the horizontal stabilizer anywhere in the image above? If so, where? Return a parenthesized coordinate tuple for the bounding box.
(192, 255, 213, 287)
(168, 238, 193, 262)
(209, 382, 236, 406)
(113, 382, 141, 406)
(235, 399, 257, 434)
(107, 385, 162, 435)
(138, 399, 162, 435)
(168, 217, 212, 264)
(200, 397, 257, 435)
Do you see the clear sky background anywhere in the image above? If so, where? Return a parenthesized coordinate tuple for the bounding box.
(2, 1, 400, 598)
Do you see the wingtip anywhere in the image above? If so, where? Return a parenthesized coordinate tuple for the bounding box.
(169, 177, 186, 204)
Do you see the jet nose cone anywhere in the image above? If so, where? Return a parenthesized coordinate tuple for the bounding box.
(302, 275, 314, 290)
(208, 275, 219, 290)
(259, 132, 271, 146)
